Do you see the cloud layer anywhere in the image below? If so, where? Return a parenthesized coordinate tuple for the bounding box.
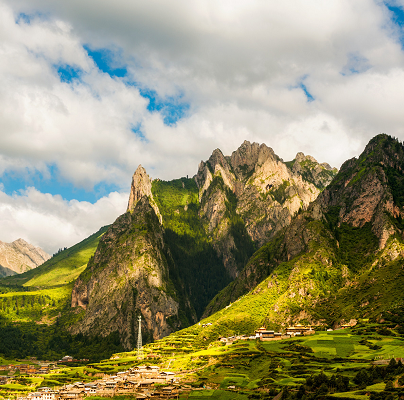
(1, 0, 404, 252)
(0, 187, 128, 254)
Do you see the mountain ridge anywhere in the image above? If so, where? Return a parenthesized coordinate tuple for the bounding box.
(0, 139, 339, 351)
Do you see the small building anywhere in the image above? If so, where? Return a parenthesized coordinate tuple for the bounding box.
(160, 371, 175, 381)
(60, 355, 74, 363)
(28, 392, 42, 400)
(104, 381, 116, 390)
(286, 324, 315, 336)
(255, 326, 284, 341)
(255, 326, 274, 339)
(161, 386, 177, 397)
(42, 391, 58, 400)
(37, 387, 52, 392)
(59, 390, 84, 400)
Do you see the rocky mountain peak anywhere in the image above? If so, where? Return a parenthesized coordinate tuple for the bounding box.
(230, 141, 276, 180)
(295, 152, 317, 164)
(127, 165, 152, 212)
(127, 165, 162, 223)
(71, 195, 195, 349)
(315, 134, 404, 249)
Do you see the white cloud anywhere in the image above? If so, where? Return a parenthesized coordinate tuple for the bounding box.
(0, 187, 128, 254)
(0, 0, 403, 181)
(1, 0, 404, 249)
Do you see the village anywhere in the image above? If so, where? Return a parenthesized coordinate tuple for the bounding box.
(3, 365, 181, 400)
(0, 322, 363, 400)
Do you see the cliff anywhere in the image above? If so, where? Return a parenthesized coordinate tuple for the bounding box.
(69, 143, 337, 345)
(196, 140, 337, 278)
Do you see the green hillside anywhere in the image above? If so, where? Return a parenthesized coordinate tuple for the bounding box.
(107, 316, 404, 400)
(0, 226, 110, 326)
(200, 134, 404, 339)
(0, 226, 125, 361)
(0, 226, 109, 288)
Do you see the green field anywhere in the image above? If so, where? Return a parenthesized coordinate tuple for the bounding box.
(0, 322, 404, 399)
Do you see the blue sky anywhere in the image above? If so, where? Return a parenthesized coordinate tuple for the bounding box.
(2, 0, 404, 252)
(1, 44, 190, 203)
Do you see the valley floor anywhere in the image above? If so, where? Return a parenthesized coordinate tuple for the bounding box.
(1, 322, 404, 399)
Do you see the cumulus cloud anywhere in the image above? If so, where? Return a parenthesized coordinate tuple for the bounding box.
(0, 187, 128, 254)
(0, 0, 404, 183)
(2, 0, 404, 249)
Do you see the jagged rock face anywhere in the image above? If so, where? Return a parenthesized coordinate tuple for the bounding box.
(127, 165, 162, 223)
(0, 239, 50, 277)
(69, 140, 337, 344)
(317, 134, 404, 249)
(196, 141, 337, 278)
(292, 152, 337, 190)
(70, 196, 195, 349)
(204, 134, 404, 323)
(127, 165, 152, 211)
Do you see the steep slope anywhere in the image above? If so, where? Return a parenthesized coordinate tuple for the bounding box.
(0, 239, 50, 277)
(0, 226, 110, 326)
(0, 226, 109, 287)
(70, 168, 197, 349)
(152, 178, 232, 319)
(196, 141, 337, 278)
(202, 134, 404, 331)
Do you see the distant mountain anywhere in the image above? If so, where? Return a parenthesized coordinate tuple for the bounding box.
(0, 238, 50, 277)
(200, 134, 404, 340)
(1, 226, 109, 287)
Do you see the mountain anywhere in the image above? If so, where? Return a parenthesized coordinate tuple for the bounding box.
(195, 141, 337, 278)
(0, 238, 50, 277)
(1, 226, 109, 288)
(0, 226, 110, 327)
(200, 134, 404, 339)
(0, 140, 337, 353)
(66, 142, 336, 349)
(69, 169, 197, 349)
(0, 226, 125, 361)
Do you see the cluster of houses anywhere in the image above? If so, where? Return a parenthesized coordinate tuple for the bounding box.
(0, 356, 91, 381)
(0, 362, 59, 376)
(15, 365, 179, 400)
(219, 324, 315, 344)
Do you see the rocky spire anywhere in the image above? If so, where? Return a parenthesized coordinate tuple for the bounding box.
(127, 165, 162, 222)
(127, 165, 152, 212)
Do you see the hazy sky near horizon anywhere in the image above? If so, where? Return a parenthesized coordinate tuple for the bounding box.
(1, 0, 404, 253)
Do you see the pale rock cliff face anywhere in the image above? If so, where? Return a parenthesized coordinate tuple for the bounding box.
(71, 196, 195, 349)
(127, 165, 162, 223)
(195, 141, 337, 278)
(316, 136, 404, 250)
(0, 239, 50, 277)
